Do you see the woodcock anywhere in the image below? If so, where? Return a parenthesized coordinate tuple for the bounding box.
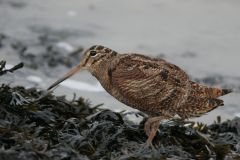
(47, 45, 233, 146)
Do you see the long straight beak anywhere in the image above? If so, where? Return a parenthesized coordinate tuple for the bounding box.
(47, 63, 83, 91)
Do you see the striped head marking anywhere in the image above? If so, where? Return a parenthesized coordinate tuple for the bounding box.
(81, 45, 118, 68)
(47, 45, 118, 90)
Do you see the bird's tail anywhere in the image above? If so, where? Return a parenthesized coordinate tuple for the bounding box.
(190, 81, 234, 99)
(221, 89, 234, 96)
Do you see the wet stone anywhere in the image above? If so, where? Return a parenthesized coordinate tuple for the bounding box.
(9, 34, 84, 73)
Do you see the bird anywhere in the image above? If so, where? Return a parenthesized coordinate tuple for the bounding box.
(47, 45, 233, 146)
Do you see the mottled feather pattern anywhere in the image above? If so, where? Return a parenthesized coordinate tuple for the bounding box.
(87, 46, 233, 118)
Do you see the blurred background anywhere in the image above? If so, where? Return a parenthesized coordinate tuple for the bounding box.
(0, 0, 240, 124)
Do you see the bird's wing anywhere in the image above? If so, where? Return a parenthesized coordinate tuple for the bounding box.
(110, 54, 190, 115)
(111, 54, 226, 117)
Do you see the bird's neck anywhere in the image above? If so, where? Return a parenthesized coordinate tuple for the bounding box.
(92, 55, 120, 91)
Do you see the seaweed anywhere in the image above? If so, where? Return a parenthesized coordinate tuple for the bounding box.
(0, 60, 24, 76)
(0, 61, 240, 159)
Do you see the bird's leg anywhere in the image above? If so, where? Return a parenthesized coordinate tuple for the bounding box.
(144, 121, 160, 146)
(144, 116, 169, 146)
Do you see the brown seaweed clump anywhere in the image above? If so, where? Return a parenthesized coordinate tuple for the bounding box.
(0, 61, 240, 160)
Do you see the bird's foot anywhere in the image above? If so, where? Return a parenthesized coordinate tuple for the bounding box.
(143, 139, 152, 147)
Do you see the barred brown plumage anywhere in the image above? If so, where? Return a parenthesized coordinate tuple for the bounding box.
(47, 45, 233, 146)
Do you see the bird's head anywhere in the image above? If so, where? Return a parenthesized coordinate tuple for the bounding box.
(47, 45, 118, 91)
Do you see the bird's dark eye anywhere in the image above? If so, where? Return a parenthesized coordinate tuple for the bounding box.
(90, 51, 97, 57)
